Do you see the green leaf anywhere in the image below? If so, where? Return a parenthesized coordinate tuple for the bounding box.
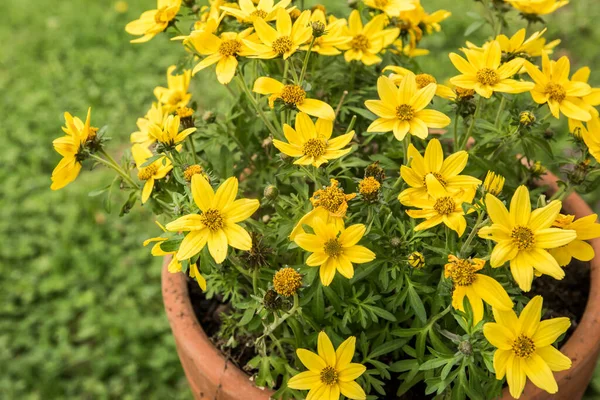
(368, 338, 407, 358)
(239, 307, 255, 326)
(419, 357, 449, 371)
(407, 285, 427, 323)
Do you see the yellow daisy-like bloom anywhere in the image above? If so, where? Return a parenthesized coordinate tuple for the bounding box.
(166, 175, 260, 264)
(132, 144, 173, 204)
(244, 8, 311, 60)
(221, 0, 293, 24)
(130, 102, 169, 146)
(290, 179, 356, 240)
(449, 41, 534, 98)
(504, 0, 569, 16)
(483, 171, 505, 196)
(302, 10, 351, 56)
(125, 0, 181, 43)
(384, 66, 456, 100)
(445, 255, 513, 324)
(483, 296, 572, 399)
(51, 108, 95, 190)
(253, 77, 335, 120)
(365, 74, 451, 141)
(363, 0, 415, 17)
(337, 10, 399, 66)
(567, 67, 600, 132)
(478, 186, 577, 291)
(397, 2, 451, 35)
(524, 53, 592, 121)
(406, 174, 475, 237)
(399, 139, 481, 206)
(549, 213, 600, 266)
(147, 114, 196, 147)
(288, 332, 367, 400)
(294, 219, 375, 286)
(273, 267, 302, 297)
(154, 65, 192, 112)
(273, 113, 354, 167)
(582, 117, 600, 163)
(496, 28, 560, 58)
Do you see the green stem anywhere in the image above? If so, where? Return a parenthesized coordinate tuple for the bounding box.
(459, 211, 486, 257)
(188, 135, 198, 164)
(299, 37, 316, 84)
(260, 294, 300, 339)
(92, 151, 139, 189)
(234, 73, 280, 139)
(403, 135, 412, 165)
(453, 111, 460, 151)
(494, 96, 506, 128)
(463, 96, 483, 149)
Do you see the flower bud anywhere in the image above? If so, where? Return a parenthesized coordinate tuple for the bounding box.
(389, 237, 402, 248)
(273, 268, 303, 297)
(359, 176, 381, 203)
(263, 289, 283, 311)
(177, 107, 195, 129)
(408, 252, 425, 269)
(264, 185, 279, 200)
(519, 111, 536, 126)
(483, 171, 505, 196)
(183, 164, 205, 182)
(311, 21, 326, 38)
(458, 340, 472, 356)
(531, 161, 546, 175)
(202, 110, 216, 123)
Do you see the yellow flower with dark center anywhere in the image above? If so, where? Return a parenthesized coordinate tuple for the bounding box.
(287, 331, 367, 400)
(221, 0, 294, 24)
(384, 66, 456, 100)
(406, 174, 475, 236)
(524, 53, 593, 121)
(483, 171, 505, 196)
(130, 102, 169, 146)
(449, 40, 534, 98)
(408, 251, 425, 268)
(273, 267, 302, 297)
(132, 144, 173, 204)
(478, 186, 577, 291)
(290, 179, 356, 240)
(294, 218, 375, 286)
(363, 0, 415, 17)
(301, 10, 351, 56)
(484, 296, 572, 399)
(399, 139, 481, 206)
(125, 0, 181, 43)
(582, 117, 600, 163)
(365, 74, 451, 141)
(51, 108, 95, 190)
(397, 2, 451, 34)
(445, 255, 513, 324)
(243, 8, 311, 59)
(273, 113, 353, 167)
(253, 77, 335, 120)
(166, 175, 260, 263)
(337, 10, 399, 66)
(147, 114, 196, 147)
(184, 164, 205, 182)
(495, 28, 560, 58)
(154, 65, 192, 112)
(505, 0, 569, 16)
(549, 213, 600, 266)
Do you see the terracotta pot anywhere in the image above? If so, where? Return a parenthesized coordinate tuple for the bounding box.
(161, 171, 600, 400)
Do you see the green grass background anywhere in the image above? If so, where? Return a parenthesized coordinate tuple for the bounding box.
(2, 0, 600, 398)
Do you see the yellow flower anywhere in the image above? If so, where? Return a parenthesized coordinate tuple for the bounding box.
(132, 144, 173, 204)
(253, 77, 335, 120)
(148, 114, 196, 147)
(189, 262, 207, 290)
(273, 113, 353, 167)
(567, 67, 600, 132)
(244, 8, 311, 59)
(524, 53, 593, 121)
(302, 10, 351, 56)
(397, 2, 451, 34)
(221, 0, 294, 24)
(143, 236, 184, 273)
(399, 139, 481, 206)
(358, 176, 381, 203)
(549, 213, 600, 266)
(125, 0, 181, 43)
(337, 10, 399, 66)
(130, 102, 169, 145)
(449, 41, 534, 98)
(582, 116, 600, 163)
(288, 332, 367, 400)
(495, 28, 560, 58)
(483, 296, 571, 399)
(505, 0, 569, 16)
(365, 74, 451, 141)
(166, 175, 260, 263)
(384, 66, 456, 100)
(363, 0, 415, 17)
(154, 65, 192, 112)
(186, 27, 255, 84)
(445, 255, 513, 324)
(406, 174, 475, 236)
(51, 108, 96, 190)
(483, 171, 505, 196)
(273, 267, 302, 297)
(478, 186, 577, 291)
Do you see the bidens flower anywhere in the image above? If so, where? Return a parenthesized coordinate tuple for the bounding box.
(154, 65, 192, 112)
(365, 74, 451, 141)
(148, 114, 196, 147)
(483, 171, 505, 196)
(132, 144, 172, 204)
(478, 186, 576, 291)
(221, 0, 294, 24)
(166, 175, 260, 264)
(484, 296, 572, 399)
(288, 332, 367, 400)
(273, 113, 354, 167)
(302, 10, 351, 56)
(363, 0, 415, 17)
(549, 213, 600, 266)
(130, 102, 169, 146)
(384, 66, 456, 100)
(582, 117, 600, 163)
(505, 0, 569, 16)
(125, 0, 181, 43)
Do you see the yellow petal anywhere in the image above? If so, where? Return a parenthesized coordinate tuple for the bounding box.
(214, 177, 239, 210)
(287, 371, 321, 390)
(320, 257, 337, 286)
(166, 214, 205, 232)
(536, 346, 572, 372)
(529, 200, 562, 231)
(253, 76, 284, 94)
(343, 246, 375, 264)
(485, 194, 511, 227)
(519, 295, 543, 337)
(510, 185, 531, 226)
(535, 228, 576, 249)
(298, 98, 335, 121)
(336, 255, 355, 279)
(338, 363, 366, 382)
(510, 255, 534, 292)
(339, 381, 366, 400)
(208, 229, 228, 264)
(223, 223, 252, 250)
(307, 252, 328, 266)
(507, 357, 526, 399)
(483, 323, 514, 350)
(367, 117, 396, 133)
(297, 349, 327, 373)
(318, 331, 337, 367)
(532, 317, 570, 347)
(364, 100, 396, 119)
(192, 174, 215, 212)
(176, 230, 209, 260)
(494, 350, 513, 380)
(216, 56, 238, 85)
(449, 52, 476, 75)
(424, 139, 443, 172)
(522, 354, 558, 394)
(223, 198, 260, 223)
(410, 83, 436, 111)
(415, 109, 451, 128)
(338, 224, 366, 247)
(376, 75, 399, 106)
(568, 240, 595, 261)
(335, 336, 356, 369)
(473, 274, 513, 310)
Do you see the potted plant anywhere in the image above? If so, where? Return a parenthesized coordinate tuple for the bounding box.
(51, 0, 600, 399)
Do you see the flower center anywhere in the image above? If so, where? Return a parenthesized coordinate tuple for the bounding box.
(311, 181, 350, 214)
(323, 238, 343, 258)
(302, 138, 327, 158)
(200, 208, 224, 231)
(168, 91, 184, 105)
(273, 267, 303, 297)
(423, 172, 447, 187)
(219, 39, 242, 57)
(176, 107, 194, 118)
(280, 85, 306, 106)
(374, 0, 390, 7)
(359, 176, 380, 195)
(448, 259, 477, 286)
(350, 34, 370, 52)
(320, 365, 338, 385)
(415, 73, 437, 89)
(545, 82, 566, 102)
(250, 9, 268, 20)
(137, 164, 158, 181)
(552, 214, 575, 229)
(184, 164, 203, 182)
(511, 226, 535, 251)
(476, 68, 500, 85)
(512, 335, 536, 358)
(433, 196, 456, 215)
(272, 36, 294, 55)
(395, 104, 414, 121)
(455, 87, 475, 99)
